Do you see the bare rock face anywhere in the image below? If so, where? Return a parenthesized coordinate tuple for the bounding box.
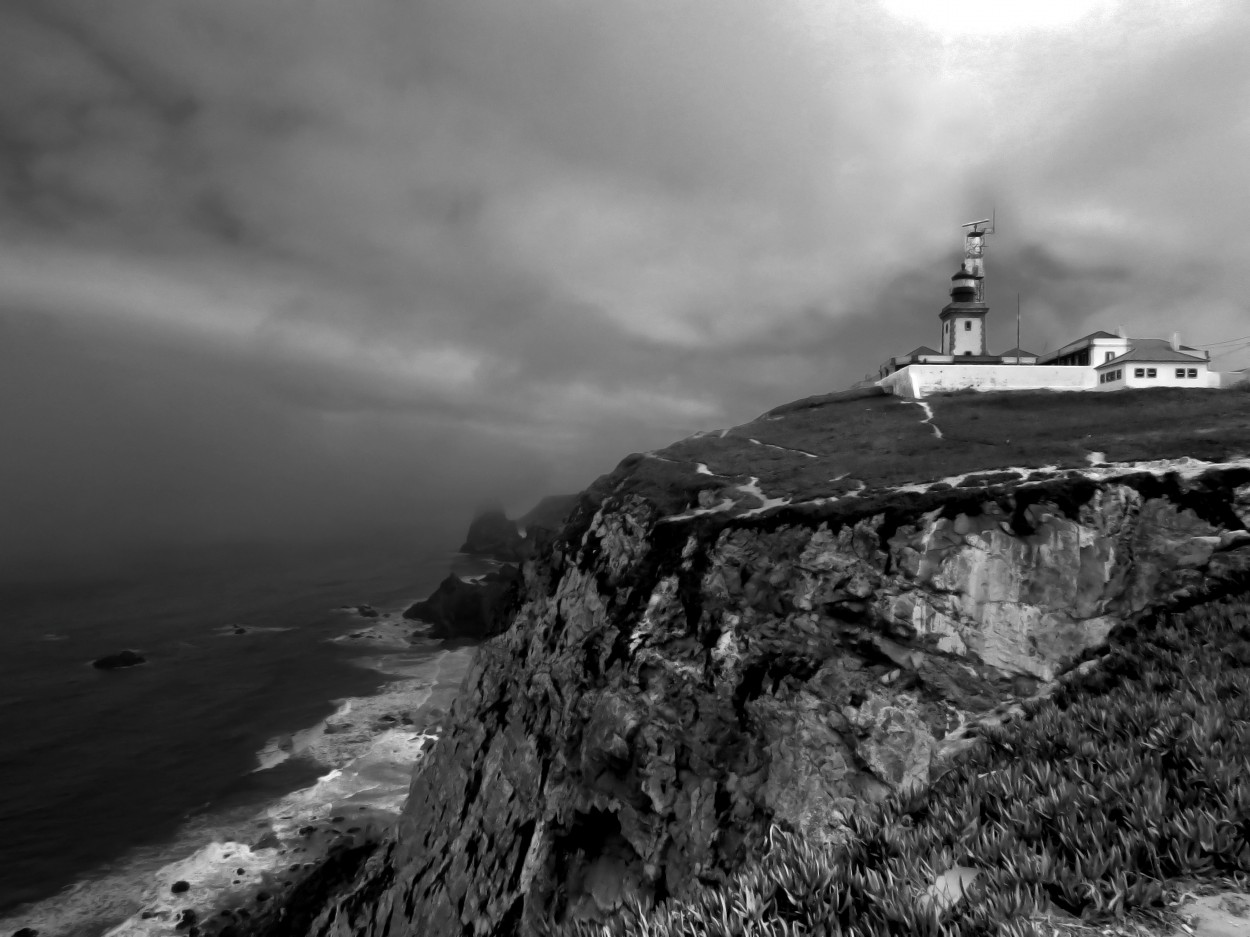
(304, 465, 1250, 937)
(1234, 482, 1250, 527)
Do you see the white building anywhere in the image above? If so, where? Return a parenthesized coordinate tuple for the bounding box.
(1094, 339, 1211, 390)
(875, 222, 1225, 399)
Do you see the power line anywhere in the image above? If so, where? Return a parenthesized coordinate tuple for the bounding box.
(1194, 333, 1250, 348)
(1210, 342, 1250, 362)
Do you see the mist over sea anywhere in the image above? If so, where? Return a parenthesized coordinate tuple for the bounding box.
(0, 529, 478, 930)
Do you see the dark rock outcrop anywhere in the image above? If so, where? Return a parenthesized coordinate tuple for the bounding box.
(517, 494, 580, 536)
(403, 566, 522, 640)
(460, 497, 578, 562)
(92, 650, 146, 670)
(460, 508, 526, 561)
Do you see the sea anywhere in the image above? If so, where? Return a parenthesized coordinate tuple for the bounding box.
(0, 531, 493, 936)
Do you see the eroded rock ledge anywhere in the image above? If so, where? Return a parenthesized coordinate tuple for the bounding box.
(294, 460, 1250, 937)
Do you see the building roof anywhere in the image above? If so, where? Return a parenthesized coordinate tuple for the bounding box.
(1038, 330, 1120, 359)
(998, 348, 1037, 358)
(905, 345, 942, 357)
(1097, 340, 1207, 368)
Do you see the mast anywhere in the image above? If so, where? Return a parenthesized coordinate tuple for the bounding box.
(961, 217, 992, 303)
(1017, 293, 1022, 364)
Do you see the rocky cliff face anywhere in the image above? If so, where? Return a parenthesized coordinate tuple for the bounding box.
(297, 391, 1250, 937)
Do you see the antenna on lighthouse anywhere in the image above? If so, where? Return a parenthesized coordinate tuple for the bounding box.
(961, 217, 992, 302)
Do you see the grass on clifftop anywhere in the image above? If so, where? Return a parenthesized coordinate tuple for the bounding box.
(547, 581, 1250, 937)
(615, 386, 1250, 517)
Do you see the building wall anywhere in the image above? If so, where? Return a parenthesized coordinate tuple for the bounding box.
(1040, 337, 1131, 368)
(1091, 340, 1132, 367)
(1093, 367, 1127, 391)
(878, 365, 1095, 399)
(943, 317, 985, 356)
(1107, 362, 1215, 390)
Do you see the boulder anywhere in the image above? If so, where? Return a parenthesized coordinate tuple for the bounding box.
(92, 650, 146, 670)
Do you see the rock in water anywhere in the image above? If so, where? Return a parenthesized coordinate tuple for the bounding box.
(92, 650, 146, 670)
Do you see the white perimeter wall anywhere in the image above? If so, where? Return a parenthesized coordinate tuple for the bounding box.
(878, 365, 1096, 399)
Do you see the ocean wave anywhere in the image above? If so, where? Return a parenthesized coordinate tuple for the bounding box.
(0, 646, 475, 937)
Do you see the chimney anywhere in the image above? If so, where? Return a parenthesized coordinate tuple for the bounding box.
(1170, 331, 1180, 351)
(1116, 324, 1127, 339)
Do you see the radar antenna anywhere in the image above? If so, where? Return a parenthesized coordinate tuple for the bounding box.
(960, 215, 994, 302)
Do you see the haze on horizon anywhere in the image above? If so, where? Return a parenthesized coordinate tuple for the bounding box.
(2, 0, 1248, 575)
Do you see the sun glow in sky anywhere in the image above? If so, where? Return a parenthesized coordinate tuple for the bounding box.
(882, 0, 1110, 35)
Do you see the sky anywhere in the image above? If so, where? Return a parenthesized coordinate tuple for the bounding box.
(2, 0, 1248, 573)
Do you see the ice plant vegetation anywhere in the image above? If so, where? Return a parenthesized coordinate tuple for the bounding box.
(545, 579, 1250, 937)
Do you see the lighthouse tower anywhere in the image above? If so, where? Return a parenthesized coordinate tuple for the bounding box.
(939, 262, 989, 355)
(939, 220, 991, 356)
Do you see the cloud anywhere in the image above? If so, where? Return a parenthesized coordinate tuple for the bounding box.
(2, 0, 1248, 567)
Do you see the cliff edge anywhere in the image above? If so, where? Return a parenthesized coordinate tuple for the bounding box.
(293, 387, 1250, 936)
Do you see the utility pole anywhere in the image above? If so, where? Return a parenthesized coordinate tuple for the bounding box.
(1017, 293, 1022, 364)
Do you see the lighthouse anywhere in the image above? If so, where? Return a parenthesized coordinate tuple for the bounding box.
(939, 220, 991, 356)
(939, 262, 989, 355)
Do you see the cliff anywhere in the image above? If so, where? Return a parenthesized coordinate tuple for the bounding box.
(292, 387, 1250, 936)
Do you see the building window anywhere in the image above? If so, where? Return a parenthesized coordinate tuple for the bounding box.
(1105, 351, 1116, 362)
(964, 321, 971, 331)
(1134, 368, 1145, 378)
(1147, 368, 1157, 378)
(1176, 368, 1186, 378)
(1188, 368, 1198, 378)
